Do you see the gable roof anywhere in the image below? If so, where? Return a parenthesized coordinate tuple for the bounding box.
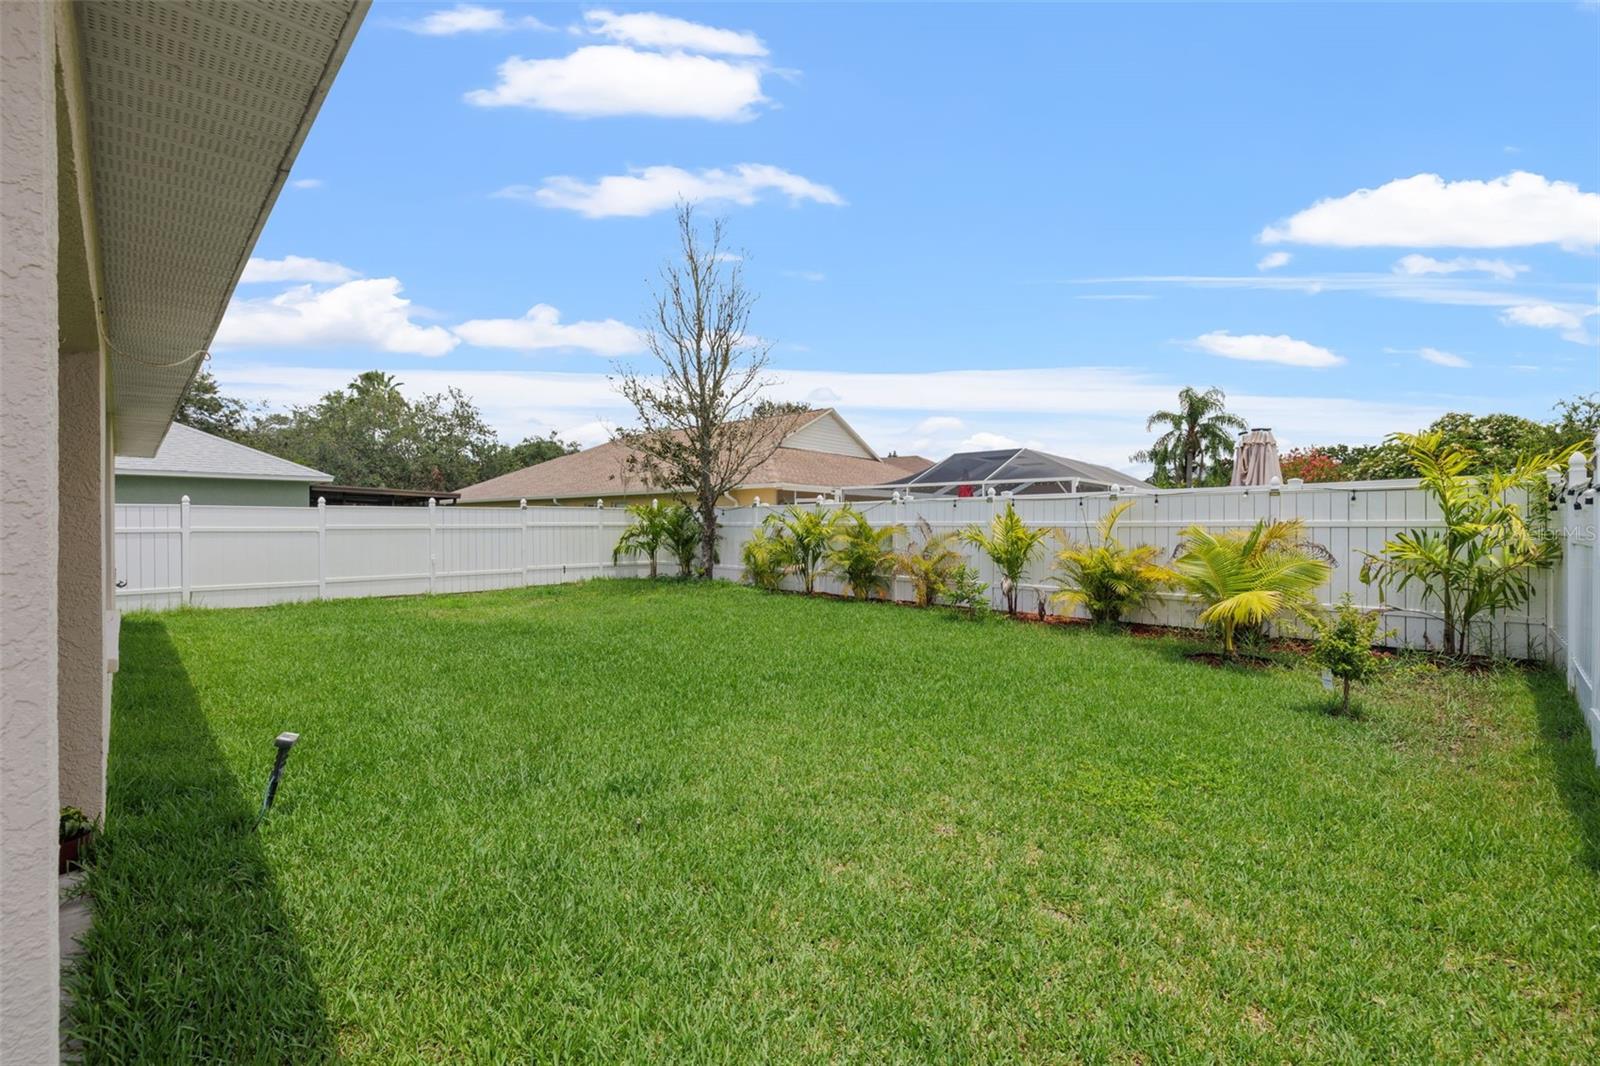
(455, 440, 931, 502)
(114, 424, 330, 483)
(455, 408, 929, 502)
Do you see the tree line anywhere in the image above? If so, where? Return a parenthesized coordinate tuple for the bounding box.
(177, 369, 576, 491)
(1133, 385, 1597, 487)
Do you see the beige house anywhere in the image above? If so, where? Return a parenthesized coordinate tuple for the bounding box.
(0, 2, 366, 1057)
(457, 408, 932, 507)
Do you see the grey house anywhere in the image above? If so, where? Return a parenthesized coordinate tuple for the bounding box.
(114, 424, 330, 506)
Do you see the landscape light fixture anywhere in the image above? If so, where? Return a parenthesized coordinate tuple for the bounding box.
(254, 731, 300, 827)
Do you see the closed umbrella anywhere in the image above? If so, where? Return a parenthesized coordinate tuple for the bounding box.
(1230, 427, 1282, 486)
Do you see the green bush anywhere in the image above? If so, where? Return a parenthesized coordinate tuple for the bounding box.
(740, 528, 790, 591)
(829, 510, 903, 600)
(1051, 500, 1173, 623)
(1312, 595, 1388, 715)
(895, 517, 964, 607)
(943, 563, 991, 617)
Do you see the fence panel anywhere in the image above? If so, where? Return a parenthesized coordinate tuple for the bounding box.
(1550, 441, 1599, 763)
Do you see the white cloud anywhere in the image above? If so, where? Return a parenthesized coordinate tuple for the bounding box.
(1393, 254, 1527, 280)
(961, 431, 1024, 451)
(452, 304, 644, 356)
(1257, 251, 1292, 271)
(1190, 330, 1344, 368)
(289, 178, 324, 190)
(784, 270, 827, 283)
(1262, 172, 1600, 250)
(465, 46, 766, 120)
(915, 416, 964, 434)
(403, 5, 548, 35)
(215, 279, 458, 357)
(1499, 302, 1596, 344)
(582, 9, 766, 57)
(505, 163, 843, 218)
(1418, 347, 1470, 368)
(240, 255, 359, 284)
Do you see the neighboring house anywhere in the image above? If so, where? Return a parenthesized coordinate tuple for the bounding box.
(0, 2, 366, 1056)
(456, 409, 932, 507)
(863, 447, 1154, 497)
(114, 424, 330, 506)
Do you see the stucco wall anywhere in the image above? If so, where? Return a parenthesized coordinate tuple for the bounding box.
(0, 2, 62, 1058)
(59, 349, 108, 820)
(115, 474, 312, 507)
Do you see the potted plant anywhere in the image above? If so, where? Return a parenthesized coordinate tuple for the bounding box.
(60, 806, 95, 875)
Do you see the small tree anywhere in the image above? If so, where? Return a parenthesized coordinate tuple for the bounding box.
(962, 502, 1051, 615)
(1051, 500, 1173, 623)
(894, 517, 964, 607)
(659, 504, 703, 578)
(944, 564, 991, 617)
(1359, 431, 1569, 657)
(613, 205, 797, 579)
(612, 501, 673, 578)
(1312, 595, 1387, 715)
(762, 505, 845, 594)
(829, 510, 903, 600)
(1133, 386, 1247, 487)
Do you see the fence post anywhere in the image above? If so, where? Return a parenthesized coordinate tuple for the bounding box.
(1568, 450, 1588, 688)
(520, 499, 530, 587)
(316, 496, 327, 600)
(179, 494, 192, 605)
(426, 497, 437, 594)
(597, 501, 606, 576)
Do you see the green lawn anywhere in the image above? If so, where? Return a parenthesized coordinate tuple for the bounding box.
(73, 581, 1600, 1063)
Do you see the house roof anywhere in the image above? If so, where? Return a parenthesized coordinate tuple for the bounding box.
(114, 424, 329, 483)
(879, 448, 1153, 493)
(69, 1, 369, 456)
(455, 411, 931, 502)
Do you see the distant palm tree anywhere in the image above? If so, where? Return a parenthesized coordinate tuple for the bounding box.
(1137, 386, 1247, 487)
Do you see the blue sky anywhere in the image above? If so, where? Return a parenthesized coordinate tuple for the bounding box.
(214, 1, 1600, 470)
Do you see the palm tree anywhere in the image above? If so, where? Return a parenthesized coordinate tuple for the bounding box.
(762, 505, 847, 594)
(894, 517, 964, 607)
(1171, 518, 1332, 655)
(828, 511, 904, 600)
(1051, 500, 1173, 623)
(612, 500, 673, 578)
(1137, 386, 1247, 487)
(962, 502, 1051, 615)
(659, 504, 703, 578)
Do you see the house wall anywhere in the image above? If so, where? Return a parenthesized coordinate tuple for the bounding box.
(785, 412, 872, 459)
(59, 349, 110, 820)
(115, 474, 311, 506)
(0, 2, 62, 1057)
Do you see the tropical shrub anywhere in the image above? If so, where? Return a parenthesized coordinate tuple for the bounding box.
(894, 517, 964, 607)
(762, 505, 845, 594)
(944, 563, 991, 617)
(1171, 518, 1333, 655)
(659, 503, 703, 578)
(1051, 500, 1173, 623)
(612, 500, 674, 578)
(828, 510, 904, 600)
(740, 527, 790, 591)
(1359, 431, 1569, 657)
(962, 502, 1051, 615)
(1312, 595, 1388, 715)
(1279, 447, 1347, 483)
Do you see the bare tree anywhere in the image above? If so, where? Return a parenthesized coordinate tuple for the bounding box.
(613, 204, 797, 578)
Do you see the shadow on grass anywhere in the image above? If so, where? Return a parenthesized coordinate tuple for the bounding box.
(1529, 668, 1600, 872)
(66, 617, 334, 1063)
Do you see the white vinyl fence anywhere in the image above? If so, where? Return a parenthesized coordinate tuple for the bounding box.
(1550, 447, 1600, 763)
(115, 498, 653, 612)
(115, 452, 1600, 760)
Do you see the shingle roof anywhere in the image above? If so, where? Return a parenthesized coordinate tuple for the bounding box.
(893, 448, 1153, 492)
(114, 424, 330, 482)
(456, 439, 931, 502)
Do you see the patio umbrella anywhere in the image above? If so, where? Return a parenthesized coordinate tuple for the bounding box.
(1230, 427, 1283, 486)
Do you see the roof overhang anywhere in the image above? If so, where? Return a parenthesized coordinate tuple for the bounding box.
(65, 0, 368, 457)
(113, 468, 329, 484)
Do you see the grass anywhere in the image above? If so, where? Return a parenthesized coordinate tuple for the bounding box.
(73, 580, 1600, 1063)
